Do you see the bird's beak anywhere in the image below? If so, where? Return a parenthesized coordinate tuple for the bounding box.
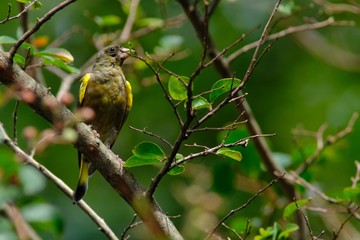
(118, 47, 133, 60)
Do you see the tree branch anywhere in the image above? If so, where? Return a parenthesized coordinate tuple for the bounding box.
(0, 124, 119, 240)
(0, 50, 183, 240)
(8, 0, 77, 62)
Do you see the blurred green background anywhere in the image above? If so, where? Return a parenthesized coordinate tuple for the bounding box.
(1, 0, 360, 239)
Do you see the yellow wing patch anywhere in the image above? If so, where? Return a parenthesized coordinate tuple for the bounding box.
(79, 73, 91, 104)
(126, 81, 133, 110)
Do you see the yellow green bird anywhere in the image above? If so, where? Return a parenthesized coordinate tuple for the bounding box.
(73, 45, 133, 202)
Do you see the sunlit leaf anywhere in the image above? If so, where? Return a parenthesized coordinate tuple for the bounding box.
(209, 78, 241, 102)
(35, 48, 74, 63)
(132, 141, 165, 160)
(168, 75, 190, 101)
(125, 155, 161, 167)
(192, 96, 211, 110)
(42, 56, 79, 74)
(216, 148, 242, 161)
(16, 0, 30, 3)
(283, 199, 310, 220)
(94, 15, 121, 27)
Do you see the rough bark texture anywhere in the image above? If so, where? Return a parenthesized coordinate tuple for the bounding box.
(0, 50, 183, 240)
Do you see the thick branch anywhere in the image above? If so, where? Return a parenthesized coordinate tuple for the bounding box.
(0, 50, 183, 240)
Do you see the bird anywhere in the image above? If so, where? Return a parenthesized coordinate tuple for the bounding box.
(73, 45, 133, 202)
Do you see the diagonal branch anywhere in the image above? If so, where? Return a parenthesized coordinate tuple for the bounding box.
(0, 50, 182, 240)
(0, 124, 119, 240)
(8, 0, 77, 62)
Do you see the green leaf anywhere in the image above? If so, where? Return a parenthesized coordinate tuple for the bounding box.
(19, 165, 46, 195)
(94, 15, 121, 27)
(22, 203, 63, 236)
(16, 0, 30, 3)
(42, 56, 79, 74)
(33, 1, 42, 9)
(35, 48, 74, 63)
(13, 54, 25, 67)
(168, 164, 185, 175)
(216, 148, 242, 161)
(0, 36, 34, 54)
(168, 75, 190, 101)
(192, 96, 211, 110)
(278, 223, 299, 239)
(125, 155, 161, 167)
(132, 141, 165, 160)
(343, 187, 360, 203)
(209, 78, 241, 102)
(137, 18, 164, 28)
(283, 199, 310, 220)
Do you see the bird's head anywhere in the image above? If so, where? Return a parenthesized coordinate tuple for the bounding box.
(95, 45, 132, 67)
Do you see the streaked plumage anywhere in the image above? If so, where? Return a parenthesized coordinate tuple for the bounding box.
(73, 45, 132, 202)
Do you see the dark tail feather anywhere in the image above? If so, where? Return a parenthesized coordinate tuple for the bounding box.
(73, 181, 88, 203)
(73, 158, 89, 203)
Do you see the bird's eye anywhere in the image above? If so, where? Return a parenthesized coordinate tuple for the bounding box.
(108, 47, 117, 57)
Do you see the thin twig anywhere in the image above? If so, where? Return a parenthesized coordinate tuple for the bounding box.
(333, 206, 360, 240)
(221, 222, 243, 240)
(294, 197, 314, 239)
(205, 173, 285, 240)
(8, 0, 77, 63)
(0, 1, 38, 25)
(282, 171, 339, 204)
(118, 0, 140, 43)
(296, 112, 358, 174)
(12, 100, 19, 144)
(0, 123, 119, 240)
(129, 126, 173, 148)
(120, 214, 138, 240)
(228, 17, 352, 62)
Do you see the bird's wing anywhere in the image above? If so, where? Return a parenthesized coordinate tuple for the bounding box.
(79, 73, 92, 106)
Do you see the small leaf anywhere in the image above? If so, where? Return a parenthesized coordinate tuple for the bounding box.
(125, 156, 161, 167)
(168, 164, 185, 175)
(343, 187, 360, 203)
(16, 0, 30, 3)
(133, 141, 165, 160)
(0, 36, 34, 53)
(168, 154, 185, 175)
(192, 96, 211, 110)
(35, 48, 74, 63)
(137, 18, 163, 28)
(22, 203, 63, 236)
(283, 199, 310, 220)
(94, 15, 121, 27)
(0, 35, 17, 44)
(216, 148, 242, 161)
(168, 75, 190, 101)
(278, 223, 299, 239)
(209, 78, 241, 102)
(13, 53, 25, 66)
(19, 165, 46, 195)
(33, 1, 42, 9)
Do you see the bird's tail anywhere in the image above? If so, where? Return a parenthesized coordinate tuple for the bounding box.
(73, 157, 89, 203)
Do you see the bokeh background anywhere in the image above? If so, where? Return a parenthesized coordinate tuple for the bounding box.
(1, 0, 360, 239)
